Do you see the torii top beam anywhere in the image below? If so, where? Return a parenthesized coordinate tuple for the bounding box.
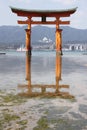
(10, 7, 77, 17)
(10, 7, 77, 25)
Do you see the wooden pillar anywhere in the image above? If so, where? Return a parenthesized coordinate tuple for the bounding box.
(41, 87, 46, 94)
(26, 53, 31, 87)
(55, 53, 62, 92)
(25, 29, 31, 55)
(25, 19, 31, 55)
(55, 22, 62, 55)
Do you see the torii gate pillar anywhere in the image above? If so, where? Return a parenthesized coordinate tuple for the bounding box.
(25, 29, 31, 55)
(25, 23, 31, 55)
(55, 53, 62, 92)
(56, 28, 62, 55)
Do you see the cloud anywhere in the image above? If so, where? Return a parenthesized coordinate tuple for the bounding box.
(51, 0, 76, 5)
(9, 0, 31, 3)
(19, 0, 31, 3)
(70, 9, 87, 29)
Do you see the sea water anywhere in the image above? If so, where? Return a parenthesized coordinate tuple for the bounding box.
(0, 50, 87, 96)
(0, 50, 87, 129)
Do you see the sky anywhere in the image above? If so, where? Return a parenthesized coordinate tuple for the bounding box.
(0, 0, 87, 29)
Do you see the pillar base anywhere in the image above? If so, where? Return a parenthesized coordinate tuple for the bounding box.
(26, 77, 30, 81)
(26, 50, 31, 55)
(56, 50, 63, 55)
(55, 89, 60, 93)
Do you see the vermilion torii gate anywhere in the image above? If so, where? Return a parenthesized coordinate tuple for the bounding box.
(10, 7, 77, 54)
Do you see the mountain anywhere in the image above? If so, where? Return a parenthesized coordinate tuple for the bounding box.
(0, 26, 25, 46)
(62, 26, 87, 43)
(32, 26, 87, 43)
(0, 25, 87, 47)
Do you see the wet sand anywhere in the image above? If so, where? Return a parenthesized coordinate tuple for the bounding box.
(0, 51, 87, 130)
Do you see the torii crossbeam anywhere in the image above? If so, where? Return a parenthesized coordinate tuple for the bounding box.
(10, 7, 77, 55)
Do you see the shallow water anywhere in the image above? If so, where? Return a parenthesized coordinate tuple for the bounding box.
(0, 50, 87, 129)
(0, 51, 87, 96)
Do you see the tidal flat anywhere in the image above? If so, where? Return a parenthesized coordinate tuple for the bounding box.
(0, 51, 87, 130)
(0, 89, 87, 130)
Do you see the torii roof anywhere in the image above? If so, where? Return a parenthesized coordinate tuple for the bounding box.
(10, 7, 77, 17)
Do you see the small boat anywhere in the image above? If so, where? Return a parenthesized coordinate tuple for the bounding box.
(16, 45, 26, 52)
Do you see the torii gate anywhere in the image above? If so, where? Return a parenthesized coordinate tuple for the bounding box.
(18, 53, 74, 98)
(10, 7, 77, 55)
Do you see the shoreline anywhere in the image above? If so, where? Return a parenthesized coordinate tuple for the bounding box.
(0, 89, 87, 130)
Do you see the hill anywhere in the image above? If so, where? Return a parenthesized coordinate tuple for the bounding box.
(0, 25, 87, 47)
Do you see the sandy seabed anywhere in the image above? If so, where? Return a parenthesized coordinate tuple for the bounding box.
(0, 51, 87, 130)
(0, 88, 87, 130)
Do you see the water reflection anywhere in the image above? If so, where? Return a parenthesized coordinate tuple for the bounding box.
(18, 53, 74, 98)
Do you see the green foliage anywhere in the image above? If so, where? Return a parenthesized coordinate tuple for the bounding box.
(33, 116, 50, 130)
(0, 93, 27, 105)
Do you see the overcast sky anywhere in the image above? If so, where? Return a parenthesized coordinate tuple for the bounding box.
(0, 0, 87, 29)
